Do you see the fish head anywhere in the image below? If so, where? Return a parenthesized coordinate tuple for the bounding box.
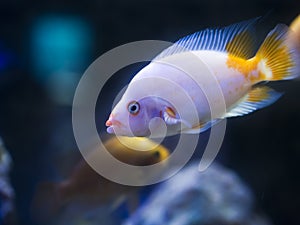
(106, 96, 173, 137)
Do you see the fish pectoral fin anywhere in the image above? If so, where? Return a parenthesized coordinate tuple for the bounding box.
(224, 86, 282, 118)
(182, 119, 220, 134)
(163, 110, 180, 125)
(163, 107, 191, 127)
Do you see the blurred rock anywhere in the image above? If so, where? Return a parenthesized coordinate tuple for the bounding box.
(48, 205, 118, 225)
(123, 162, 271, 225)
(0, 137, 17, 225)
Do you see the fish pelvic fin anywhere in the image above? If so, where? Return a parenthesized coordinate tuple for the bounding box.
(254, 24, 300, 82)
(181, 119, 221, 134)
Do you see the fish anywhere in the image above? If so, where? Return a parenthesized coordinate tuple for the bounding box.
(31, 136, 170, 222)
(106, 17, 300, 137)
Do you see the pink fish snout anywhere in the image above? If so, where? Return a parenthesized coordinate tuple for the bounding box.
(105, 118, 113, 127)
(105, 114, 122, 133)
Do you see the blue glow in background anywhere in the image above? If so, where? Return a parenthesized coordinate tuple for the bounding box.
(30, 16, 93, 80)
(30, 15, 94, 105)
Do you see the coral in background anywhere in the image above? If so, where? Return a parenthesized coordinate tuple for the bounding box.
(124, 162, 271, 225)
(0, 137, 16, 225)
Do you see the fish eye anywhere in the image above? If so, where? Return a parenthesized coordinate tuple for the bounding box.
(127, 101, 140, 115)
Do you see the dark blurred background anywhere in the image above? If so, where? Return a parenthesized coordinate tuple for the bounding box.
(0, 0, 299, 225)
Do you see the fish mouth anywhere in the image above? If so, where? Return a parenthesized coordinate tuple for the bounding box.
(106, 124, 131, 136)
(105, 117, 124, 134)
(105, 119, 113, 127)
(106, 126, 115, 134)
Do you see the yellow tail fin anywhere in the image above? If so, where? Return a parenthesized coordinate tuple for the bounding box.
(256, 24, 300, 81)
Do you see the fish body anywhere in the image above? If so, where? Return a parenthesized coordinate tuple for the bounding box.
(31, 136, 169, 222)
(106, 18, 300, 137)
(128, 50, 252, 125)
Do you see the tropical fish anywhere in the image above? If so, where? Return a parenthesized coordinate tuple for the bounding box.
(106, 17, 300, 137)
(31, 136, 169, 222)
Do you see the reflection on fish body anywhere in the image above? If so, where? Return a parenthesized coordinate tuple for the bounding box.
(106, 17, 300, 137)
(31, 136, 170, 222)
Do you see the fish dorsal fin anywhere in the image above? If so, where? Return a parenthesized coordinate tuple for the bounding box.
(224, 86, 282, 118)
(154, 18, 259, 61)
(225, 29, 256, 59)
